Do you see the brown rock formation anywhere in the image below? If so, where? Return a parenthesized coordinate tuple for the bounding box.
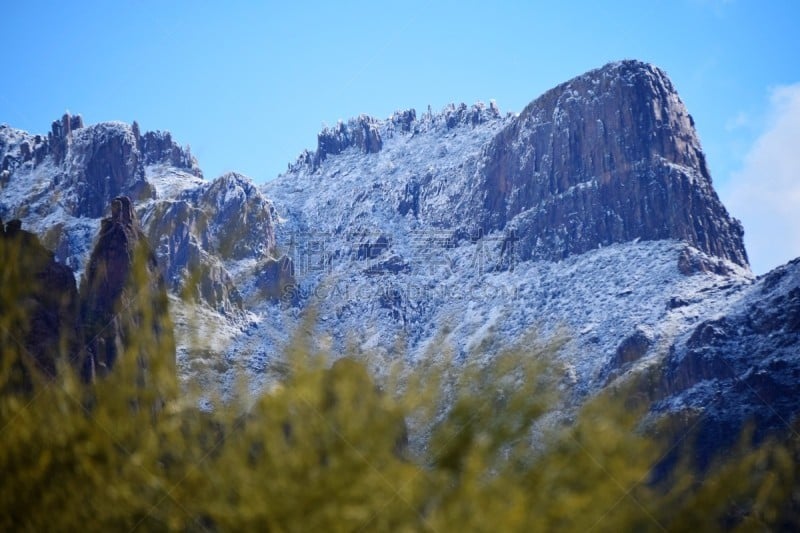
(0, 218, 82, 389)
(80, 196, 174, 381)
(47, 112, 84, 164)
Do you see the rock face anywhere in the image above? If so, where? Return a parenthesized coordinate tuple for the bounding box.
(195, 173, 276, 261)
(0, 201, 175, 387)
(80, 197, 174, 380)
(63, 121, 154, 218)
(143, 199, 243, 315)
(48, 113, 84, 164)
(314, 115, 383, 169)
(0, 113, 200, 215)
(473, 61, 748, 266)
(257, 59, 799, 464)
(142, 172, 277, 314)
(1, 112, 283, 390)
(654, 258, 800, 467)
(139, 128, 199, 170)
(0, 219, 82, 386)
(254, 255, 295, 301)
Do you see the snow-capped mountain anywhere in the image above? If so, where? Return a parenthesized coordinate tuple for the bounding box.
(1, 60, 798, 458)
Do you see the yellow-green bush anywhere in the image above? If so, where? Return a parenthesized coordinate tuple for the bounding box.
(2, 239, 800, 531)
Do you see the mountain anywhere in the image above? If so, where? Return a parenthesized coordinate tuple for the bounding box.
(1, 60, 798, 460)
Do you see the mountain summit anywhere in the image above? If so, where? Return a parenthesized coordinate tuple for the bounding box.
(474, 60, 748, 266)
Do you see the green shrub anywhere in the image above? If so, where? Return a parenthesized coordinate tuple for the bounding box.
(2, 241, 799, 531)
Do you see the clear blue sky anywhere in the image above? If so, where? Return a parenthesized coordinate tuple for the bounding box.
(2, 1, 799, 271)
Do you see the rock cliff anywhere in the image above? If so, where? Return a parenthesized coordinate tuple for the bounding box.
(473, 60, 748, 266)
(142, 172, 278, 314)
(655, 257, 800, 467)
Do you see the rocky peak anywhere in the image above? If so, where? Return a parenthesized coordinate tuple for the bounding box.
(51, 112, 85, 138)
(0, 113, 201, 217)
(137, 128, 202, 177)
(61, 121, 153, 218)
(474, 60, 748, 267)
(80, 196, 174, 380)
(439, 101, 501, 129)
(110, 195, 134, 224)
(48, 112, 84, 163)
(390, 108, 416, 132)
(196, 172, 277, 260)
(141, 172, 277, 314)
(1, 203, 175, 386)
(314, 115, 383, 169)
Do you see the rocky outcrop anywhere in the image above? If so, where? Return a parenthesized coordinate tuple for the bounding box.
(1, 126, 43, 174)
(441, 101, 501, 129)
(142, 172, 277, 314)
(295, 102, 504, 172)
(0, 113, 200, 221)
(143, 199, 243, 315)
(661, 259, 800, 399)
(80, 197, 174, 380)
(48, 113, 84, 164)
(0, 218, 82, 387)
(138, 129, 201, 175)
(390, 109, 417, 132)
(473, 60, 748, 267)
(1, 115, 277, 321)
(612, 328, 653, 368)
(63, 122, 155, 218)
(0, 201, 175, 387)
(314, 115, 383, 169)
(397, 181, 421, 217)
(4, 113, 152, 218)
(196, 173, 276, 260)
(653, 258, 800, 467)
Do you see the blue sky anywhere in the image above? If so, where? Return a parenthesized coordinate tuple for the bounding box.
(1, 1, 798, 272)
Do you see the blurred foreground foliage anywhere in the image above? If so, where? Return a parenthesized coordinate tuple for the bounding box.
(2, 244, 800, 531)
